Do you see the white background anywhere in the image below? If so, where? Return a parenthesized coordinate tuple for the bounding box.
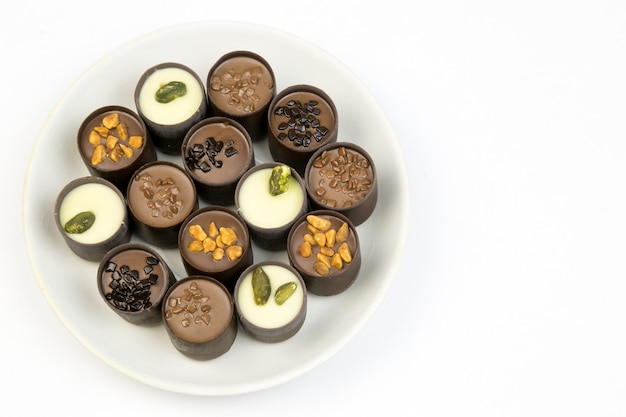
(4, 1, 626, 415)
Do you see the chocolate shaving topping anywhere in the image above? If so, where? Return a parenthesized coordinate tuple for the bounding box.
(104, 256, 161, 312)
(185, 136, 238, 173)
(274, 99, 329, 147)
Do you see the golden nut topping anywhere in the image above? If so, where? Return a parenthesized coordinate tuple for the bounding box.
(325, 229, 336, 247)
(86, 112, 144, 166)
(106, 135, 118, 150)
(313, 232, 326, 247)
(93, 126, 109, 137)
(336, 222, 349, 243)
(91, 144, 106, 166)
(108, 147, 123, 162)
(219, 227, 238, 246)
(338, 242, 352, 263)
(303, 233, 316, 246)
(298, 241, 312, 258)
(316, 252, 331, 268)
(189, 224, 207, 241)
(187, 222, 242, 261)
(319, 246, 334, 257)
(203, 238, 216, 253)
(295, 215, 354, 276)
(102, 113, 119, 129)
(116, 122, 129, 140)
(212, 247, 225, 261)
(306, 214, 331, 231)
(225, 245, 243, 261)
(187, 240, 204, 252)
(88, 131, 101, 146)
(208, 221, 219, 238)
(331, 253, 343, 270)
(120, 144, 133, 158)
(128, 135, 143, 149)
(313, 262, 330, 276)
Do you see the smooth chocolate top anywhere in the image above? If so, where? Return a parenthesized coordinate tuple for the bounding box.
(179, 208, 249, 274)
(100, 248, 168, 309)
(79, 109, 146, 171)
(288, 213, 358, 278)
(306, 145, 374, 209)
(182, 120, 252, 186)
(269, 91, 336, 151)
(208, 56, 274, 115)
(127, 162, 196, 227)
(163, 278, 233, 343)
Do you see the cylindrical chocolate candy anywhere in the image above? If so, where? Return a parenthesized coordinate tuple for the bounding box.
(304, 142, 377, 226)
(135, 62, 209, 155)
(77, 105, 157, 193)
(181, 117, 255, 206)
(234, 260, 307, 343)
(178, 205, 253, 292)
(287, 210, 361, 296)
(54, 176, 131, 262)
(206, 51, 276, 142)
(97, 242, 176, 325)
(126, 161, 198, 248)
(162, 276, 238, 360)
(267, 84, 338, 175)
(235, 162, 309, 251)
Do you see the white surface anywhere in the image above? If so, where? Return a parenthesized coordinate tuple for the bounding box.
(4, 0, 626, 415)
(22, 21, 407, 395)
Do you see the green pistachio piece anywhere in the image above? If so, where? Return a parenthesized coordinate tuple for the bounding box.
(64, 211, 95, 234)
(155, 81, 187, 103)
(252, 266, 271, 306)
(269, 165, 291, 196)
(274, 281, 297, 306)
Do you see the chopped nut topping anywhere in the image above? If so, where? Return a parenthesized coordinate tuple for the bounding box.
(225, 245, 243, 261)
(116, 123, 129, 140)
(307, 214, 331, 231)
(136, 174, 182, 219)
(189, 224, 207, 241)
(203, 238, 216, 253)
(88, 131, 101, 146)
(187, 221, 243, 262)
(86, 112, 144, 166)
(102, 113, 119, 129)
(219, 227, 238, 246)
(297, 215, 354, 276)
(313, 262, 330, 276)
(128, 135, 143, 149)
(310, 147, 373, 207)
(210, 66, 265, 113)
(91, 144, 106, 165)
(164, 281, 213, 328)
(106, 135, 118, 150)
(298, 241, 312, 258)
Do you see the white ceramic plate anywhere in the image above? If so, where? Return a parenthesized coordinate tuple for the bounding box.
(23, 21, 409, 395)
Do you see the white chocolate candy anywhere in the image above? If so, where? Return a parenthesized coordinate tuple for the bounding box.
(58, 183, 125, 244)
(237, 168, 304, 228)
(137, 67, 204, 125)
(236, 264, 304, 329)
